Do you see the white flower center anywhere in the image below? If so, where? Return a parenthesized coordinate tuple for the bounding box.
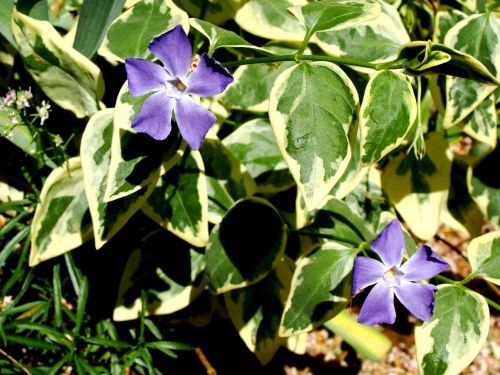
(165, 77, 187, 99)
(383, 266, 403, 287)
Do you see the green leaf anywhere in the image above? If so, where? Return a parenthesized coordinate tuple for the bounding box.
(105, 83, 184, 201)
(0, 0, 15, 46)
(359, 70, 417, 165)
(303, 197, 373, 247)
(73, 0, 126, 58)
(0, 110, 38, 156)
(234, 0, 306, 42)
(269, 61, 359, 209)
(415, 285, 490, 375)
(469, 145, 500, 230)
(467, 231, 500, 285)
(280, 244, 356, 336)
(382, 133, 452, 240)
(114, 232, 206, 321)
(176, 0, 242, 25)
(11, 9, 104, 118)
(443, 13, 499, 127)
(223, 118, 294, 194)
(205, 197, 286, 293)
(142, 151, 209, 247)
(288, 0, 380, 35)
(316, 0, 409, 65)
(189, 18, 270, 56)
(221, 47, 295, 112)
(433, 7, 467, 44)
(81, 109, 157, 249)
(199, 137, 256, 224)
(105, 0, 189, 60)
(461, 94, 497, 148)
(225, 257, 294, 364)
(30, 158, 93, 266)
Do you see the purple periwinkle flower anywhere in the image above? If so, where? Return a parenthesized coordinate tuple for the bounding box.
(352, 219, 449, 326)
(125, 25, 234, 150)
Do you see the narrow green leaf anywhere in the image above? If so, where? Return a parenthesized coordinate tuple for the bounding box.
(74, 276, 88, 335)
(5, 334, 59, 351)
(269, 61, 359, 209)
(0, 226, 29, 268)
(415, 285, 490, 375)
(280, 245, 356, 336)
(105, 0, 189, 60)
(30, 158, 93, 266)
(205, 197, 286, 293)
(73, 0, 126, 58)
(52, 264, 62, 328)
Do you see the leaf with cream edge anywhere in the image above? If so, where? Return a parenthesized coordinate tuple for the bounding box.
(142, 151, 209, 248)
(11, 10, 104, 118)
(114, 231, 206, 321)
(234, 0, 306, 42)
(359, 70, 417, 165)
(382, 133, 452, 240)
(222, 118, 295, 194)
(279, 244, 356, 337)
(461, 94, 497, 148)
(269, 61, 359, 210)
(105, 83, 184, 202)
(205, 198, 286, 293)
(467, 231, 500, 285)
(316, 0, 409, 66)
(105, 0, 189, 61)
(468, 146, 500, 230)
(444, 13, 500, 127)
(433, 7, 467, 44)
(225, 257, 294, 364)
(288, 0, 381, 36)
(177, 0, 243, 25)
(189, 18, 271, 56)
(30, 158, 92, 266)
(415, 285, 490, 375)
(81, 109, 157, 249)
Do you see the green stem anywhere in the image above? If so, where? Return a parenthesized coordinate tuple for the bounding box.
(457, 273, 476, 286)
(290, 229, 361, 246)
(223, 53, 380, 70)
(297, 29, 314, 55)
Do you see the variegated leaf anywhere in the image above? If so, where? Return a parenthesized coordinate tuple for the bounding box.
(189, 18, 270, 55)
(288, 0, 380, 35)
(105, 83, 184, 201)
(433, 7, 467, 44)
(269, 61, 358, 209)
(444, 13, 499, 127)
(234, 0, 306, 42)
(415, 285, 490, 375)
(205, 198, 286, 293)
(461, 94, 497, 148)
(200, 137, 256, 224)
(225, 257, 294, 364)
(114, 232, 206, 321)
(382, 133, 452, 240)
(142, 151, 209, 247)
(467, 231, 500, 285)
(177, 0, 243, 25)
(359, 70, 417, 165)
(0, 110, 39, 156)
(222, 118, 294, 194)
(11, 10, 103, 118)
(30, 158, 92, 266)
(316, 0, 409, 65)
(81, 109, 156, 249)
(105, 0, 189, 60)
(280, 244, 356, 336)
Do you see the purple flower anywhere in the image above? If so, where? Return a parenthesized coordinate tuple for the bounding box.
(125, 25, 233, 150)
(352, 219, 449, 326)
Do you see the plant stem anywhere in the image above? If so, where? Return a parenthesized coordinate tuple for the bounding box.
(223, 53, 381, 70)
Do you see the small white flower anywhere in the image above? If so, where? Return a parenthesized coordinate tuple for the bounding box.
(3, 89, 16, 106)
(8, 112, 19, 124)
(37, 100, 51, 125)
(16, 89, 32, 109)
(54, 134, 63, 147)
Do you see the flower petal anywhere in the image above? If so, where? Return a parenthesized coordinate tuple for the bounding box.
(186, 53, 234, 97)
(149, 25, 192, 78)
(352, 256, 385, 296)
(401, 245, 449, 281)
(174, 96, 215, 150)
(125, 58, 170, 96)
(371, 219, 405, 268)
(358, 281, 396, 326)
(132, 91, 173, 140)
(394, 280, 437, 321)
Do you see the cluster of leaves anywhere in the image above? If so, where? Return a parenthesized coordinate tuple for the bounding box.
(0, 0, 499, 373)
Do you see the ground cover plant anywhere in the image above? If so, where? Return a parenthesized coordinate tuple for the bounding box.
(0, 0, 499, 373)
